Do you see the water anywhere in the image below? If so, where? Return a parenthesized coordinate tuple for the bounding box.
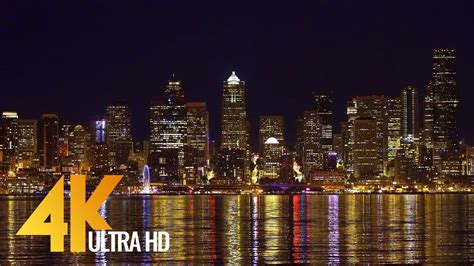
(0, 194, 473, 263)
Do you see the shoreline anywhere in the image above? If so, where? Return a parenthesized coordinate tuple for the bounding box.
(1, 191, 473, 197)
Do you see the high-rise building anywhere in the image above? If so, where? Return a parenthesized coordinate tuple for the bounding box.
(149, 75, 187, 183)
(262, 137, 283, 179)
(221, 71, 248, 150)
(313, 93, 333, 152)
(17, 119, 38, 169)
(347, 96, 387, 175)
(302, 110, 323, 177)
(69, 125, 88, 173)
(432, 49, 459, 170)
(401, 86, 420, 140)
(294, 116, 304, 165)
(219, 71, 248, 181)
(259, 116, 285, 179)
(105, 103, 132, 167)
(422, 81, 434, 149)
(2, 112, 19, 171)
(353, 117, 378, 178)
(42, 113, 59, 172)
(184, 102, 209, 181)
(386, 97, 401, 168)
(90, 119, 108, 174)
(259, 116, 285, 155)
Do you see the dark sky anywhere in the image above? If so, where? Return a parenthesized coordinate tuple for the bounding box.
(3, 0, 474, 149)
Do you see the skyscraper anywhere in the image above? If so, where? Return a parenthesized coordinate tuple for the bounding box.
(42, 113, 59, 172)
(149, 75, 187, 183)
(353, 117, 378, 178)
(105, 103, 132, 167)
(2, 112, 19, 171)
(185, 102, 209, 180)
(259, 115, 285, 179)
(90, 118, 108, 173)
(401, 86, 420, 140)
(69, 125, 88, 173)
(386, 97, 401, 171)
(346, 96, 387, 175)
(17, 119, 38, 169)
(313, 93, 333, 152)
(219, 71, 248, 181)
(259, 115, 285, 155)
(221, 71, 248, 150)
(302, 110, 323, 177)
(432, 49, 458, 170)
(422, 81, 434, 150)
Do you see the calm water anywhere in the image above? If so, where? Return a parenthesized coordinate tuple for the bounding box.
(0, 194, 473, 263)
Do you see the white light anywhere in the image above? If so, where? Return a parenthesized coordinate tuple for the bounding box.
(264, 137, 279, 145)
(227, 71, 240, 84)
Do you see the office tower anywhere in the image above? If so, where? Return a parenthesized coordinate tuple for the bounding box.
(432, 49, 459, 170)
(58, 123, 72, 167)
(313, 93, 333, 152)
(185, 102, 209, 180)
(68, 125, 88, 173)
(219, 71, 248, 181)
(395, 141, 418, 183)
(90, 119, 108, 173)
(386, 97, 401, 168)
(17, 120, 38, 169)
(42, 113, 59, 172)
(149, 75, 187, 183)
(302, 110, 323, 177)
(106, 103, 132, 166)
(2, 112, 19, 171)
(259, 115, 285, 154)
(422, 81, 434, 148)
(347, 96, 387, 175)
(262, 137, 283, 179)
(353, 117, 378, 178)
(294, 116, 304, 165)
(401, 86, 420, 140)
(259, 116, 285, 179)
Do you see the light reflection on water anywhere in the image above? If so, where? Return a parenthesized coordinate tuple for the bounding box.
(0, 194, 473, 263)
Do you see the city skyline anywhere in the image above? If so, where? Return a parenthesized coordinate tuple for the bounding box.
(1, 61, 473, 150)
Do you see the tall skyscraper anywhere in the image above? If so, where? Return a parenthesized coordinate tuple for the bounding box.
(105, 103, 132, 167)
(346, 96, 387, 175)
(219, 71, 248, 181)
(259, 115, 285, 179)
(353, 117, 378, 178)
(149, 75, 187, 183)
(313, 93, 333, 152)
(432, 49, 458, 169)
(17, 119, 38, 169)
(294, 116, 304, 165)
(401, 86, 420, 140)
(2, 112, 19, 171)
(42, 113, 59, 171)
(185, 102, 209, 180)
(422, 81, 434, 150)
(221, 71, 248, 150)
(386, 97, 401, 169)
(302, 110, 323, 177)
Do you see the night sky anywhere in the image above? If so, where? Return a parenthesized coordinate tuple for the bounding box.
(3, 1, 474, 149)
